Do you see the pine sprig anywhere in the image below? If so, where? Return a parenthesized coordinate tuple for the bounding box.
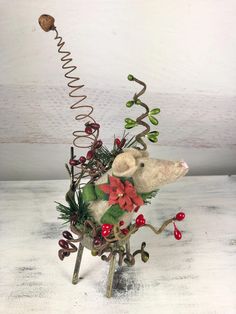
(140, 189, 159, 204)
(56, 188, 93, 226)
(56, 202, 71, 224)
(94, 145, 114, 168)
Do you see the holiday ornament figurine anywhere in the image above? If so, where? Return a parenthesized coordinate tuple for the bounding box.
(38, 14, 189, 298)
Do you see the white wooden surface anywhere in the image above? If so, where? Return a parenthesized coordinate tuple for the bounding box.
(0, 176, 236, 314)
(0, 0, 236, 179)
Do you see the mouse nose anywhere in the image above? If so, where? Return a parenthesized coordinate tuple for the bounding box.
(179, 161, 189, 170)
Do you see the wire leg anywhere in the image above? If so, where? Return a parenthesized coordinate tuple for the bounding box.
(72, 243, 84, 284)
(126, 239, 131, 255)
(106, 255, 116, 298)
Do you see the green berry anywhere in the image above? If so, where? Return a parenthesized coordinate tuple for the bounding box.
(126, 100, 134, 108)
(124, 117, 137, 129)
(147, 131, 159, 143)
(119, 246, 125, 252)
(127, 74, 134, 81)
(148, 115, 159, 125)
(149, 131, 159, 136)
(135, 99, 141, 105)
(91, 249, 98, 256)
(125, 118, 135, 124)
(141, 252, 149, 263)
(125, 123, 136, 129)
(150, 108, 160, 115)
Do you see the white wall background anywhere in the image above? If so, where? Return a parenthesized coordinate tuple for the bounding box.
(0, 0, 236, 180)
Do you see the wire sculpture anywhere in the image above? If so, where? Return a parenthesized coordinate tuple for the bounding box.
(38, 14, 187, 298)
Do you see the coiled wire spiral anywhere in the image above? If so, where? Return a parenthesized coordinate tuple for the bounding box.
(38, 14, 99, 150)
(53, 27, 99, 149)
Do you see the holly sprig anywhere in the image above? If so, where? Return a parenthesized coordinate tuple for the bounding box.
(124, 74, 160, 146)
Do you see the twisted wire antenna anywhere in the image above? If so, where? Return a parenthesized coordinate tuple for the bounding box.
(38, 14, 99, 149)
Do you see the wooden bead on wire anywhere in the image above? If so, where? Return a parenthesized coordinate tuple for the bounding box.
(38, 14, 55, 32)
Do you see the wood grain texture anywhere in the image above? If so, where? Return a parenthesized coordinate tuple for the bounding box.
(0, 176, 235, 313)
(0, 0, 236, 148)
(0, 84, 236, 148)
(0, 0, 236, 179)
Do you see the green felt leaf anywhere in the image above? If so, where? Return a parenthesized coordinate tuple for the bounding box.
(100, 205, 124, 224)
(95, 185, 109, 201)
(117, 176, 134, 185)
(82, 184, 97, 203)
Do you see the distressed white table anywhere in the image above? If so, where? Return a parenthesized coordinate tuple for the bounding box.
(0, 176, 235, 314)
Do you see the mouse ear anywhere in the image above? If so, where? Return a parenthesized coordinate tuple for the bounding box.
(112, 152, 138, 177)
(123, 148, 149, 158)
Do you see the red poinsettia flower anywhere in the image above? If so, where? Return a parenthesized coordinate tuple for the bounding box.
(98, 175, 144, 212)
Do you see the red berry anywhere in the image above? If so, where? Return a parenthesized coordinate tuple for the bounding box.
(90, 123, 100, 130)
(121, 228, 129, 235)
(173, 222, 182, 240)
(102, 223, 113, 231)
(69, 159, 79, 166)
(101, 223, 113, 237)
(102, 229, 111, 237)
(135, 214, 146, 227)
(115, 138, 121, 147)
(58, 250, 70, 260)
(70, 214, 78, 225)
(175, 212, 185, 221)
(94, 140, 103, 149)
(79, 156, 86, 164)
(119, 138, 126, 148)
(62, 231, 73, 240)
(58, 239, 69, 249)
(134, 206, 140, 213)
(86, 150, 94, 160)
(119, 220, 124, 227)
(93, 237, 102, 246)
(85, 126, 93, 134)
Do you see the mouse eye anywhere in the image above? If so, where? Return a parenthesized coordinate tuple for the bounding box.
(140, 162, 145, 167)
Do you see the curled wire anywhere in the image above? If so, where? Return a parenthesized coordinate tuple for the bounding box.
(132, 77, 150, 151)
(53, 28, 99, 149)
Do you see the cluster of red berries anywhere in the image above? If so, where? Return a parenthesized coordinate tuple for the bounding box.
(101, 214, 147, 239)
(114, 137, 126, 149)
(101, 223, 113, 237)
(69, 123, 103, 166)
(173, 212, 185, 240)
(119, 220, 130, 235)
(135, 214, 146, 227)
(97, 212, 185, 241)
(58, 230, 74, 259)
(84, 122, 100, 135)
